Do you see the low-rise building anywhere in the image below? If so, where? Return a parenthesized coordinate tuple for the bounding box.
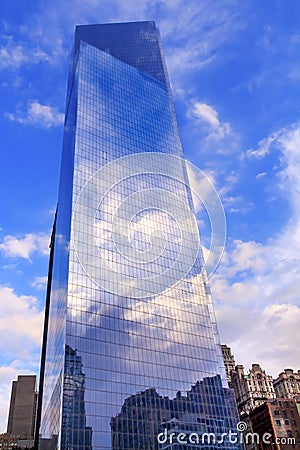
(249, 398, 300, 449)
(0, 433, 18, 450)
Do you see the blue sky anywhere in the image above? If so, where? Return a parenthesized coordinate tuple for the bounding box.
(0, 0, 300, 430)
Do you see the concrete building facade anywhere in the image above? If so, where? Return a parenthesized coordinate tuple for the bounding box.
(273, 369, 300, 400)
(231, 364, 276, 415)
(221, 344, 236, 387)
(7, 375, 37, 439)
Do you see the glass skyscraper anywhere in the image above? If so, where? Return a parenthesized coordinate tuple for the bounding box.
(37, 21, 242, 450)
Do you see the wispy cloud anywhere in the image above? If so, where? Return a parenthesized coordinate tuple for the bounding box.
(0, 233, 49, 260)
(244, 133, 280, 159)
(160, 1, 244, 70)
(276, 124, 300, 215)
(0, 38, 29, 70)
(0, 0, 245, 88)
(244, 122, 300, 210)
(31, 276, 48, 291)
(5, 100, 64, 128)
(188, 101, 232, 141)
(256, 172, 267, 179)
(0, 32, 65, 71)
(221, 196, 253, 215)
(166, 46, 215, 74)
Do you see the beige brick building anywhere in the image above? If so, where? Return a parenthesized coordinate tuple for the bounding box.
(273, 369, 300, 399)
(231, 363, 276, 414)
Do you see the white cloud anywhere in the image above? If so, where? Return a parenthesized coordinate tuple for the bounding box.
(244, 122, 300, 212)
(0, 41, 29, 69)
(222, 195, 243, 206)
(188, 101, 231, 141)
(27, 101, 64, 127)
(256, 171, 267, 179)
(0, 31, 65, 71)
(193, 102, 221, 128)
(166, 46, 215, 74)
(223, 239, 267, 278)
(245, 133, 279, 158)
(0, 285, 43, 431)
(217, 303, 300, 377)
(0, 286, 43, 352)
(277, 125, 300, 215)
(220, 196, 253, 215)
(212, 123, 300, 376)
(0, 0, 245, 97)
(5, 100, 64, 128)
(31, 276, 48, 291)
(0, 233, 49, 260)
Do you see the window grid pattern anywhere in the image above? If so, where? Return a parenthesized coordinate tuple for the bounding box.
(39, 22, 241, 450)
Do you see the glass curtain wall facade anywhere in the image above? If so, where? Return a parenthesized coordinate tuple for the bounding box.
(38, 21, 242, 450)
